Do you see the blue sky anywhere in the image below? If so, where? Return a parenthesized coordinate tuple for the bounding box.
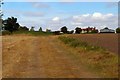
(2, 2, 118, 31)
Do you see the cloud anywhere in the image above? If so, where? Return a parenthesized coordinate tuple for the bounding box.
(23, 11, 45, 17)
(52, 17, 60, 21)
(4, 10, 117, 31)
(31, 2, 50, 9)
(71, 12, 117, 29)
(39, 12, 117, 31)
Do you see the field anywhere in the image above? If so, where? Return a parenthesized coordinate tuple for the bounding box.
(2, 34, 119, 78)
(67, 34, 119, 54)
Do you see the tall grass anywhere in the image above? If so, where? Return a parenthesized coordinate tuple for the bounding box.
(58, 36, 118, 78)
(58, 36, 104, 51)
(2, 31, 53, 36)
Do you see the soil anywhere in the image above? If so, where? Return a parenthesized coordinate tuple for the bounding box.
(2, 35, 98, 78)
(68, 34, 119, 54)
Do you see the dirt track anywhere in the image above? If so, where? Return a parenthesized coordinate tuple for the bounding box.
(2, 35, 98, 78)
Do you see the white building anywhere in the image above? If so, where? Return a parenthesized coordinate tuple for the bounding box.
(100, 27, 115, 33)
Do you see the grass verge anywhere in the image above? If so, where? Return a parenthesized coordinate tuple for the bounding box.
(58, 36, 118, 78)
(2, 31, 53, 36)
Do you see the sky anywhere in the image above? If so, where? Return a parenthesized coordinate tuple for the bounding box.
(2, 2, 118, 31)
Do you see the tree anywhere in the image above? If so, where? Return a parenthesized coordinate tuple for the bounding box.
(30, 26, 35, 31)
(75, 27, 82, 34)
(61, 26, 67, 33)
(19, 26, 29, 31)
(39, 27, 42, 32)
(67, 30, 74, 34)
(116, 27, 120, 33)
(46, 29, 51, 32)
(2, 17, 20, 33)
(0, 19, 3, 31)
(91, 30, 98, 33)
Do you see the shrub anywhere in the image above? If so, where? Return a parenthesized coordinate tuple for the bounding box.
(53, 31, 60, 35)
(116, 27, 120, 33)
(2, 31, 11, 35)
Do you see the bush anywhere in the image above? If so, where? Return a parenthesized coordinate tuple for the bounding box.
(116, 27, 120, 33)
(2, 31, 11, 35)
(91, 30, 98, 33)
(61, 26, 68, 33)
(53, 31, 61, 35)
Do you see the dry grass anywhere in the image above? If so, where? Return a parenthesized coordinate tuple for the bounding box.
(58, 35, 118, 78)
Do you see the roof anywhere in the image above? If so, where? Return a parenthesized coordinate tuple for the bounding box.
(100, 27, 115, 33)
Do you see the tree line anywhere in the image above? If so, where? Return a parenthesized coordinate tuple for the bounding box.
(1, 17, 120, 34)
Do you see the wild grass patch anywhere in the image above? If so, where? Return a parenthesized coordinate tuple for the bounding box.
(58, 36, 104, 51)
(58, 36, 118, 78)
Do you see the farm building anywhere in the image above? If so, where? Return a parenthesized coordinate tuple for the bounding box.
(81, 27, 98, 33)
(100, 27, 115, 33)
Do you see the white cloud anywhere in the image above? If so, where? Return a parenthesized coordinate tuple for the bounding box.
(71, 12, 117, 30)
(92, 12, 102, 18)
(82, 14, 90, 17)
(52, 17, 60, 21)
(4, 10, 117, 31)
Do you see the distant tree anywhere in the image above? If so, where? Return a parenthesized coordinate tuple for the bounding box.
(91, 30, 98, 33)
(54, 31, 60, 35)
(61, 26, 67, 33)
(67, 30, 74, 34)
(19, 26, 29, 31)
(116, 27, 120, 33)
(104, 27, 109, 29)
(46, 29, 51, 32)
(75, 27, 82, 34)
(30, 26, 35, 31)
(2, 17, 20, 33)
(39, 27, 42, 32)
(0, 19, 3, 31)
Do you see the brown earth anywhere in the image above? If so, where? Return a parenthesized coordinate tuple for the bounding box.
(2, 35, 99, 78)
(67, 34, 119, 54)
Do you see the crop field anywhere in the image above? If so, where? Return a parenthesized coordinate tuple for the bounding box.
(66, 34, 119, 54)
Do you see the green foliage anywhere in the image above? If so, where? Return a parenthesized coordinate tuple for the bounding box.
(116, 27, 120, 33)
(61, 26, 68, 33)
(67, 30, 74, 34)
(13, 31, 53, 36)
(2, 31, 11, 35)
(19, 26, 29, 31)
(39, 27, 42, 32)
(58, 36, 104, 51)
(75, 27, 82, 34)
(30, 27, 35, 31)
(46, 29, 51, 32)
(91, 30, 98, 33)
(2, 17, 20, 33)
(53, 31, 61, 35)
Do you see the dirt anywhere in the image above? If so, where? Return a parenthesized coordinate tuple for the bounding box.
(2, 35, 99, 78)
(68, 34, 119, 54)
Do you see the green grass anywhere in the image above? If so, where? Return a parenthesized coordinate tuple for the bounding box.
(58, 36, 104, 51)
(2, 31, 53, 36)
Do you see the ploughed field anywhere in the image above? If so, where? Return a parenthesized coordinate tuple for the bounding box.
(67, 34, 119, 54)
